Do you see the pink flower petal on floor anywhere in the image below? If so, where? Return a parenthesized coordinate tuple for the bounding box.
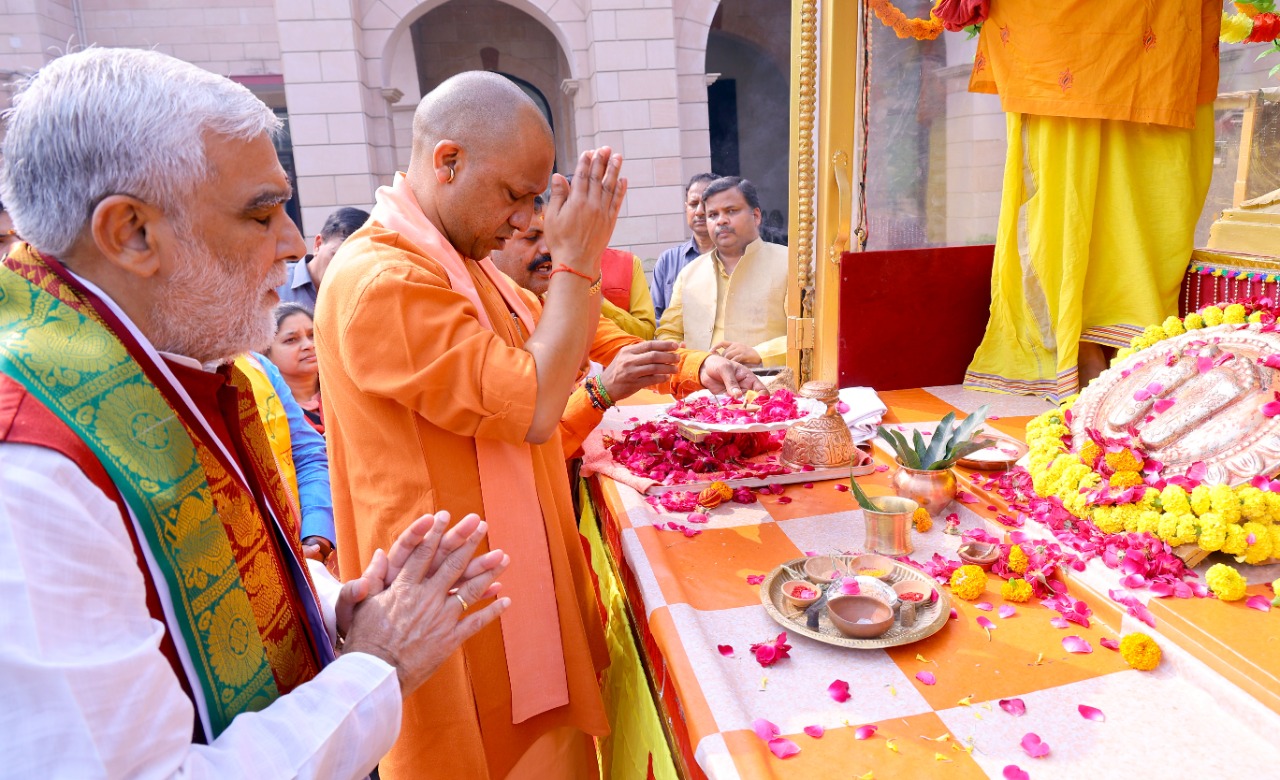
(999, 604, 1017, 618)
(1049, 617, 1070, 629)
(834, 483, 850, 492)
(875, 464, 889, 473)
(1247, 594, 1272, 612)
(955, 490, 978, 504)
(717, 644, 734, 657)
(1020, 732, 1051, 758)
(1003, 766, 1030, 780)
(752, 718, 780, 741)
(1261, 354, 1280, 369)
(746, 574, 766, 585)
(855, 724, 878, 740)
(1099, 636, 1120, 651)
(804, 725, 825, 738)
(768, 737, 801, 759)
(1078, 704, 1105, 722)
(916, 671, 937, 686)
(949, 607, 959, 620)
(828, 679, 851, 703)
(1153, 397, 1176, 413)
(1062, 635, 1093, 654)
(976, 616, 996, 631)
(777, 495, 793, 504)
(999, 698, 1027, 716)
(1197, 355, 1214, 374)
(975, 601, 993, 611)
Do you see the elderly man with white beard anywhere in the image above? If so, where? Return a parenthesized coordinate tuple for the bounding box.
(0, 48, 511, 778)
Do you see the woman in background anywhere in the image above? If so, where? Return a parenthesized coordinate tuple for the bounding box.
(265, 302, 324, 432)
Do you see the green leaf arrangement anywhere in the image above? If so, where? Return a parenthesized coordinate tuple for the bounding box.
(848, 475, 880, 512)
(876, 405, 995, 471)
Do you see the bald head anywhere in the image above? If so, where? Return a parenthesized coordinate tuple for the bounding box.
(411, 71, 551, 165)
(405, 71, 557, 261)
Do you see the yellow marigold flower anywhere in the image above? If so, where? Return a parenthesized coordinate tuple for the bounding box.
(1161, 315, 1186, 336)
(912, 507, 933, 533)
(1139, 488, 1161, 511)
(1104, 448, 1143, 473)
(1078, 470, 1102, 491)
(1061, 463, 1093, 494)
(1142, 324, 1166, 342)
(1119, 632, 1161, 671)
(1156, 513, 1181, 544)
(1007, 545, 1028, 574)
(1059, 394, 1079, 411)
(1222, 524, 1249, 556)
(1266, 492, 1280, 522)
(1273, 578, 1280, 597)
(1094, 506, 1125, 534)
(1174, 514, 1200, 547)
(1136, 509, 1161, 536)
(1203, 306, 1225, 327)
(1110, 470, 1144, 489)
(1197, 514, 1227, 552)
(1079, 440, 1102, 466)
(1190, 485, 1212, 516)
(949, 565, 988, 601)
(1129, 335, 1153, 351)
(1221, 11, 1254, 44)
(1183, 312, 1206, 330)
(1063, 492, 1088, 518)
(1042, 423, 1071, 440)
(1160, 485, 1190, 515)
(1270, 525, 1280, 556)
(1210, 484, 1241, 523)
(1001, 578, 1032, 603)
(1238, 487, 1267, 522)
(1114, 348, 1135, 363)
(1118, 505, 1142, 533)
(1250, 311, 1264, 324)
(1238, 521, 1274, 564)
(1205, 563, 1248, 601)
(1224, 303, 1247, 324)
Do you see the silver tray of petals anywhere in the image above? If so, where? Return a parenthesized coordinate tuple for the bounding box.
(659, 388, 826, 435)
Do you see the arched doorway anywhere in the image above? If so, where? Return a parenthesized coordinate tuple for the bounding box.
(407, 0, 575, 171)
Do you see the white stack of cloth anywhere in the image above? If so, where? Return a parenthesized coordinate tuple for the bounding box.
(839, 386, 887, 443)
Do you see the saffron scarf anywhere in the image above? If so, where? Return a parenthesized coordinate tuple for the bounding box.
(370, 173, 570, 723)
(0, 245, 328, 738)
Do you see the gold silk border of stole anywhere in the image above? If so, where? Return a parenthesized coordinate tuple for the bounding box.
(0, 250, 279, 737)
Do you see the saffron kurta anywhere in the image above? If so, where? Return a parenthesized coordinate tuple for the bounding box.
(316, 222, 616, 779)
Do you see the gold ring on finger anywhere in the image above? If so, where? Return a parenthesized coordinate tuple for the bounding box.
(454, 593, 470, 611)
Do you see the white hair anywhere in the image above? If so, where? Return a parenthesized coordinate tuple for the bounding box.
(0, 47, 280, 257)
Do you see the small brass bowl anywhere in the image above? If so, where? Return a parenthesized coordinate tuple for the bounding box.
(803, 555, 850, 584)
(827, 595, 894, 638)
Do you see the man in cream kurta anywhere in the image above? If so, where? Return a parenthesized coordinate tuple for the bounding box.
(655, 176, 788, 368)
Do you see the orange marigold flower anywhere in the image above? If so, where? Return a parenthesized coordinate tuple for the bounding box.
(1119, 632, 1161, 671)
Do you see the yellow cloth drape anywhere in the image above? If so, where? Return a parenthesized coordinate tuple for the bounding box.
(233, 354, 301, 516)
(578, 481, 679, 780)
(964, 104, 1215, 401)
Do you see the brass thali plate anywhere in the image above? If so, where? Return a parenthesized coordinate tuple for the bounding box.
(759, 556, 951, 650)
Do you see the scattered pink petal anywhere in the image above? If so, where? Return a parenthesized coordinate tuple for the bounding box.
(839, 579, 861, 596)
(1197, 355, 1214, 374)
(855, 724, 878, 740)
(1133, 382, 1164, 402)
(1062, 635, 1093, 654)
(1100, 637, 1120, 651)
(956, 490, 979, 504)
(975, 601, 993, 611)
(999, 698, 1027, 716)
(776, 495, 793, 505)
(746, 574, 766, 585)
(752, 718, 780, 741)
(768, 737, 801, 759)
(875, 464, 889, 473)
(1078, 704, 1105, 722)
(803, 725, 825, 739)
(999, 605, 1017, 618)
(1020, 732, 1051, 758)
(1262, 394, 1280, 418)
(976, 616, 997, 631)
(1248, 532, 1258, 545)
(828, 679, 851, 703)
(915, 671, 937, 686)
(800, 464, 816, 472)
(1260, 354, 1280, 369)
(1003, 766, 1030, 780)
(802, 482, 814, 489)
(1247, 594, 1272, 612)
(949, 608, 959, 620)
(1049, 617, 1070, 629)
(1153, 397, 1177, 413)
(837, 400, 851, 413)
(834, 483, 850, 492)
(990, 415, 1001, 421)
(717, 644, 734, 657)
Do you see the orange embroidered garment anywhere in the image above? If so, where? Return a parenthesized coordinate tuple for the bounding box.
(968, 0, 1221, 128)
(317, 215, 623, 777)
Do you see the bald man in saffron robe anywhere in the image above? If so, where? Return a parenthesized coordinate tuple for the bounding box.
(318, 72, 755, 778)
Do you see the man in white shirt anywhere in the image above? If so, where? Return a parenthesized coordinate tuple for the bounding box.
(0, 48, 509, 778)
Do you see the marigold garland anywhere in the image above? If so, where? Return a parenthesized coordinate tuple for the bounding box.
(868, 0, 944, 41)
(1119, 633, 1162, 671)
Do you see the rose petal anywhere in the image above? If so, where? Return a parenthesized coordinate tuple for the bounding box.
(916, 671, 937, 685)
(1049, 617, 1070, 629)
(999, 604, 1017, 618)
(976, 616, 996, 630)
(1153, 397, 1176, 413)
(746, 574, 766, 585)
(999, 698, 1027, 716)
(1078, 704, 1105, 722)
(1247, 594, 1272, 612)
(1062, 635, 1093, 654)
(949, 607, 959, 620)
(956, 490, 979, 504)
(752, 718, 780, 741)
(855, 724, 878, 740)
(768, 737, 801, 759)
(1004, 766, 1030, 780)
(804, 724, 824, 738)
(1099, 636, 1120, 651)
(828, 679, 851, 703)
(975, 601, 993, 611)
(834, 483, 850, 492)
(776, 495, 793, 504)
(1020, 732, 1051, 758)
(875, 464, 889, 473)
(839, 579, 861, 596)
(717, 644, 734, 657)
